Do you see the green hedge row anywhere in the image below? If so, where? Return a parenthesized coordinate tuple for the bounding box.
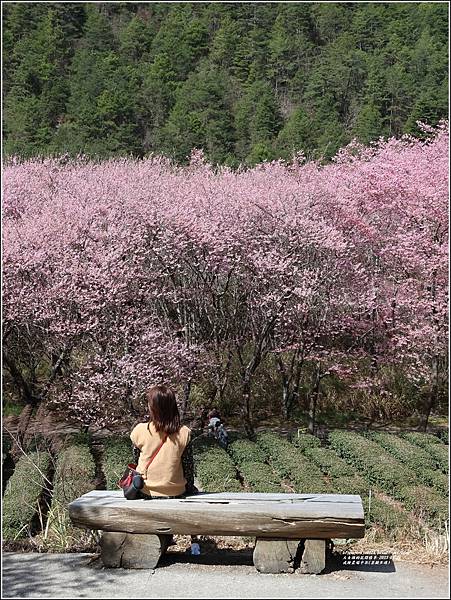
(401, 431, 443, 448)
(368, 432, 447, 494)
(193, 437, 242, 492)
(228, 439, 267, 466)
(290, 432, 322, 452)
(227, 437, 284, 492)
(400, 432, 448, 473)
(238, 460, 285, 493)
(364, 496, 410, 534)
(102, 436, 132, 490)
(437, 429, 448, 445)
(426, 444, 448, 474)
(423, 471, 448, 496)
(256, 432, 329, 493)
(304, 447, 355, 478)
(330, 474, 369, 496)
(46, 442, 96, 548)
(329, 431, 416, 496)
(3, 451, 51, 540)
(305, 455, 409, 534)
(397, 485, 448, 527)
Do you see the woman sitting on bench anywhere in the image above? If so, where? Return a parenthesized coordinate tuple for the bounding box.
(130, 385, 198, 500)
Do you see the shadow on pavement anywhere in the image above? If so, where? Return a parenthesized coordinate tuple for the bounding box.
(160, 547, 254, 568)
(2, 554, 129, 599)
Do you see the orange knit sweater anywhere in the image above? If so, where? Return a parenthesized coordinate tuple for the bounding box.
(130, 421, 191, 497)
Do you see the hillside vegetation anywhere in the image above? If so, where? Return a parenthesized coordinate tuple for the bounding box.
(3, 2, 448, 164)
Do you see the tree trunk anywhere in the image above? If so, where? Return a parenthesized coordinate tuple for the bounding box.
(242, 379, 255, 438)
(420, 357, 440, 432)
(282, 383, 290, 420)
(308, 366, 321, 435)
(180, 379, 192, 420)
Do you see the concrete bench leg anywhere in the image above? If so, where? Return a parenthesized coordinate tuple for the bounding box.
(100, 532, 171, 569)
(253, 538, 301, 573)
(299, 539, 326, 574)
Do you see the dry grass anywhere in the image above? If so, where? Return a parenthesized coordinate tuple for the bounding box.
(331, 520, 449, 567)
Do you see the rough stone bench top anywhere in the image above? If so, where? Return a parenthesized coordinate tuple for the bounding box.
(69, 491, 365, 539)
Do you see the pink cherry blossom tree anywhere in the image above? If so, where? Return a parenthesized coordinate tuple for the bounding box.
(3, 123, 448, 434)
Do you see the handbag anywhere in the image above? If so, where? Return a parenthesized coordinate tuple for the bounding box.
(118, 433, 167, 499)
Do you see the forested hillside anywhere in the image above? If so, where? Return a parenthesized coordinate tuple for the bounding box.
(3, 2, 448, 164)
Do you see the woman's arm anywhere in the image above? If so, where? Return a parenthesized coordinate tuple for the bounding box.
(181, 441, 198, 495)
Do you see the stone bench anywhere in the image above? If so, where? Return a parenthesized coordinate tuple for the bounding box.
(68, 491, 365, 573)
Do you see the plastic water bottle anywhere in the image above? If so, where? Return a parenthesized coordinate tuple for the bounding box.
(190, 542, 200, 556)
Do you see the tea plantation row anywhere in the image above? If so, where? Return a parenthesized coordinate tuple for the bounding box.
(2, 429, 448, 548)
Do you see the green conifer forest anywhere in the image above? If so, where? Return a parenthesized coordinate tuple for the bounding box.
(3, 2, 448, 165)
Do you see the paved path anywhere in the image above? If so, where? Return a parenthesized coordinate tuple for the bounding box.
(2, 552, 448, 599)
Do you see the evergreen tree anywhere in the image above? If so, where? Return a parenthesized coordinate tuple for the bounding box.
(52, 6, 140, 157)
(352, 102, 385, 144)
(235, 80, 282, 161)
(276, 107, 318, 160)
(159, 63, 235, 164)
(138, 53, 178, 153)
(2, 2, 448, 164)
(3, 9, 69, 156)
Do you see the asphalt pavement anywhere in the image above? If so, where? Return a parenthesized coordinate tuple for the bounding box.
(2, 552, 449, 599)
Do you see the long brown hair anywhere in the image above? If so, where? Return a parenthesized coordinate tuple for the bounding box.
(147, 385, 181, 435)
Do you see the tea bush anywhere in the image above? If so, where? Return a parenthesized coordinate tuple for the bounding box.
(330, 474, 369, 496)
(304, 447, 355, 478)
(398, 485, 449, 527)
(436, 429, 448, 444)
(365, 497, 410, 534)
(291, 433, 321, 452)
(3, 451, 51, 540)
(102, 436, 132, 490)
(193, 441, 242, 492)
(228, 439, 267, 466)
(401, 431, 443, 448)
(238, 460, 285, 493)
(227, 436, 284, 492)
(426, 444, 448, 474)
(45, 441, 96, 550)
(400, 432, 448, 473)
(314, 459, 409, 534)
(424, 471, 448, 496)
(329, 431, 416, 495)
(369, 432, 437, 470)
(256, 432, 328, 493)
(368, 432, 447, 493)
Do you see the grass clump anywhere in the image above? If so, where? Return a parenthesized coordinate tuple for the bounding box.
(3, 451, 51, 541)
